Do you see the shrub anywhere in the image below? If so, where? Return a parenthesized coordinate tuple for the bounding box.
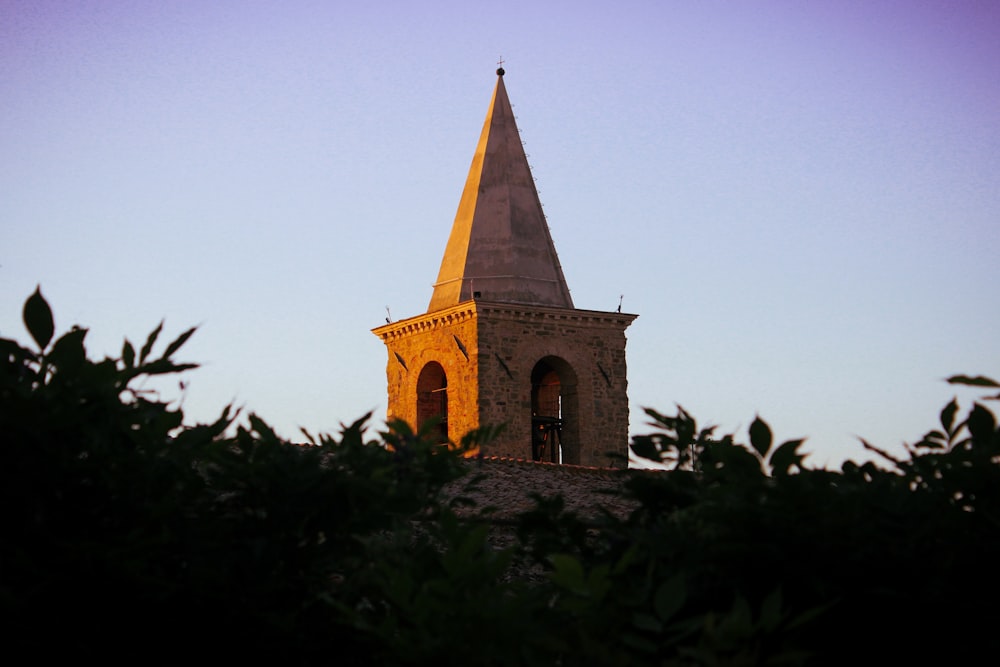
(3, 288, 998, 665)
(0, 288, 503, 663)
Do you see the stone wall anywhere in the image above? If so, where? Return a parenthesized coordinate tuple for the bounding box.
(374, 304, 481, 444)
(476, 304, 635, 465)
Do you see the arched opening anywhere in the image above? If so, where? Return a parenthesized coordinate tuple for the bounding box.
(531, 357, 579, 464)
(416, 362, 448, 443)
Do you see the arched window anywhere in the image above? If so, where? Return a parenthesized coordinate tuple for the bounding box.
(530, 356, 580, 464)
(416, 362, 448, 443)
(531, 359, 564, 463)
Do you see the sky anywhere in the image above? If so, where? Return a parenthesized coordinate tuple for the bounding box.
(2, 0, 998, 469)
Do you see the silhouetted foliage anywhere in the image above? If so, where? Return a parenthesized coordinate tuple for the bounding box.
(3, 288, 998, 665)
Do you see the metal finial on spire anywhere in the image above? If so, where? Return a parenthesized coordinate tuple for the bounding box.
(496, 56, 505, 76)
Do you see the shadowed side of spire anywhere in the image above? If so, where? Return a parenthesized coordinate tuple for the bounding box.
(428, 70, 574, 312)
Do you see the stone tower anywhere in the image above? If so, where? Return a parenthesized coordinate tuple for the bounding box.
(372, 68, 637, 467)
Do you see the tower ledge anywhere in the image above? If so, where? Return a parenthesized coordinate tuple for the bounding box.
(373, 300, 637, 343)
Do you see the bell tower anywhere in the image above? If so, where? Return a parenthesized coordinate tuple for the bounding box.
(372, 68, 637, 466)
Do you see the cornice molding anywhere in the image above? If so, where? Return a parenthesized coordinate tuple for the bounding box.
(372, 300, 637, 342)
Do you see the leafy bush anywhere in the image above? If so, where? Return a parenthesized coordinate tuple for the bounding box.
(3, 288, 998, 665)
(1, 288, 509, 664)
(577, 379, 1000, 665)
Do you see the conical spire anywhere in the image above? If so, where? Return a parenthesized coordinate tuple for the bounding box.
(428, 68, 574, 312)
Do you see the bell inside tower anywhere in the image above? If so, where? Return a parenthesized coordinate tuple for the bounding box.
(531, 359, 563, 463)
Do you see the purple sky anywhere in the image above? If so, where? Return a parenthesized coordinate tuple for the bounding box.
(2, 1, 998, 468)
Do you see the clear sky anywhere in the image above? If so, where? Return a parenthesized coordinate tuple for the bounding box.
(2, 1, 998, 468)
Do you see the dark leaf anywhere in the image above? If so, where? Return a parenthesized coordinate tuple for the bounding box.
(966, 403, 997, 447)
(248, 412, 280, 443)
(620, 632, 659, 654)
(916, 433, 946, 450)
(705, 442, 764, 478)
(23, 286, 54, 351)
(947, 374, 1000, 388)
(785, 600, 835, 631)
(859, 438, 905, 468)
(139, 321, 164, 365)
(653, 574, 686, 622)
(630, 439, 663, 464)
(137, 359, 199, 377)
(726, 596, 754, 636)
(548, 554, 586, 593)
(940, 398, 959, 436)
(759, 588, 784, 632)
(769, 439, 805, 475)
(642, 406, 674, 430)
(162, 326, 197, 360)
(122, 340, 135, 369)
(47, 328, 88, 373)
(631, 612, 663, 633)
(749, 416, 772, 458)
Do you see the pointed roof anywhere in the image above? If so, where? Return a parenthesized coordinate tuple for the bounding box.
(428, 68, 574, 312)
